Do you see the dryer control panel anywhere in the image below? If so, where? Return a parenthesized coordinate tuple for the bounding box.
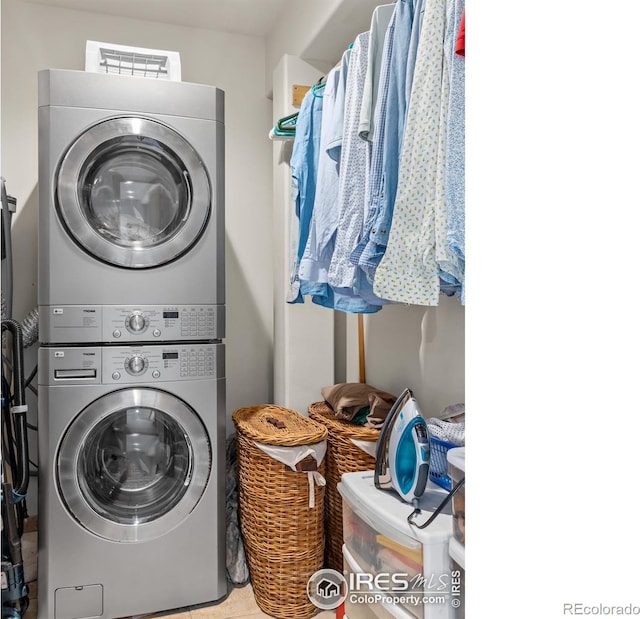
(40, 344, 225, 384)
(40, 304, 225, 344)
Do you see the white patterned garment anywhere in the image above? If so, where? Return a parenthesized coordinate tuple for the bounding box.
(444, 0, 466, 303)
(328, 32, 374, 292)
(373, 0, 447, 306)
(435, 0, 463, 290)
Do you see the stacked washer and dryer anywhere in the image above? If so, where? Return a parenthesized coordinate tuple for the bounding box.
(37, 69, 227, 619)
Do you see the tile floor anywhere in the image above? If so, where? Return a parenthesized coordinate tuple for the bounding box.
(24, 582, 336, 619)
(20, 523, 335, 619)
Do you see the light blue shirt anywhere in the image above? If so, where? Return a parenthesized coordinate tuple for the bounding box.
(406, 0, 426, 97)
(355, 0, 418, 277)
(297, 49, 380, 314)
(328, 32, 383, 312)
(359, 3, 395, 141)
(299, 64, 342, 298)
(329, 32, 371, 291)
(350, 7, 396, 283)
(287, 85, 324, 304)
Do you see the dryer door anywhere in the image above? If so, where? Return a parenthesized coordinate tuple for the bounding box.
(57, 387, 211, 542)
(56, 117, 211, 268)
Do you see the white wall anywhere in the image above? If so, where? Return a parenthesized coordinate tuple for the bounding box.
(0, 0, 274, 438)
(363, 300, 465, 418)
(265, 0, 384, 97)
(271, 54, 334, 414)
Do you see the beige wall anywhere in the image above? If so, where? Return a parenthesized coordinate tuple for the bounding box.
(0, 0, 274, 426)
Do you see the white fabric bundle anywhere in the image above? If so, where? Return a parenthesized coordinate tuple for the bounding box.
(427, 417, 465, 446)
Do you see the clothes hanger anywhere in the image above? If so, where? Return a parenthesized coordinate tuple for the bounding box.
(269, 74, 324, 142)
(311, 75, 326, 98)
(276, 111, 298, 132)
(269, 127, 294, 141)
(269, 111, 298, 141)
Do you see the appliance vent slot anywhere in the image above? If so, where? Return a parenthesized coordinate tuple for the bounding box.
(85, 41, 182, 81)
(99, 48, 169, 78)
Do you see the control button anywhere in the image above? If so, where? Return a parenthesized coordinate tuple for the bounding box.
(153, 329, 161, 337)
(152, 370, 160, 378)
(113, 329, 122, 338)
(112, 371, 121, 380)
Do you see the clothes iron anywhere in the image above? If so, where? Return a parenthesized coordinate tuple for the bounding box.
(375, 388, 430, 504)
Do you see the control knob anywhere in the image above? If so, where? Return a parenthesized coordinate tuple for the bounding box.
(126, 355, 147, 376)
(126, 311, 148, 333)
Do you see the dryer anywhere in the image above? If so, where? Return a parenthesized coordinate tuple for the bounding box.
(37, 344, 226, 619)
(38, 69, 225, 343)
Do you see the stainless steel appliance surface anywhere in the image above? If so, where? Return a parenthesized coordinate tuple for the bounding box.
(38, 69, 225, 313)
(37, 344, 227, 619)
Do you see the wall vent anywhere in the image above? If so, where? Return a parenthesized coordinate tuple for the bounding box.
(85, 41, 181, 81)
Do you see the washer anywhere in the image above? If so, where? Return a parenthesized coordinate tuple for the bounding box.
(38, 69, 225, 341)
(37, 343, 226, 619)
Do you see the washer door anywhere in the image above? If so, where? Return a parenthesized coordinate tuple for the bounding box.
(57, 388, 211, 542)
(56, 117, 211, 268)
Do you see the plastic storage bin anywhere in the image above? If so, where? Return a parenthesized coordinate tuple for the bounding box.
(233, 405, 328, 619)
(446, 448, 465, 545)
(343, 545, 415, 619)
(338, 471, 454, 619)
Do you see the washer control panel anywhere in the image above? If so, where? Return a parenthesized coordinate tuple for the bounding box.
(40, 304, 225, 343)
(105, 344, 222, 382)
(108, 305, 220, 342)
(42, 344, 225, 384)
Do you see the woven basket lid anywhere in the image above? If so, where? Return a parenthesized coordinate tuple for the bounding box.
(308, 401, 380, 441)
(233, 404, 328, 446)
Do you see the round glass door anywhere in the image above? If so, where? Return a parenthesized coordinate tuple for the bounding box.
(57, 388, 211, 542)
(56, 117, 211, 269)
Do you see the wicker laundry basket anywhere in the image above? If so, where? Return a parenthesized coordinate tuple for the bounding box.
(308, 401, 380, 572)
(233, 405, 328, 619)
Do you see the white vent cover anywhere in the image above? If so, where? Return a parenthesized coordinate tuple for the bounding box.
(85, 41, 181, 81)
